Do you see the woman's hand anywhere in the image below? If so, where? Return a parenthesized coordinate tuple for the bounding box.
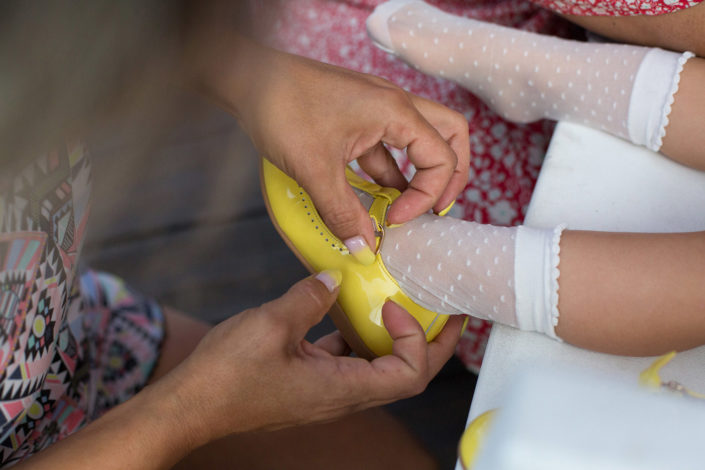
(193, 31, 469, 255)
(164, 274, 465, 449)
(20, 274, 463, 470)
(241, 49, 469, 251)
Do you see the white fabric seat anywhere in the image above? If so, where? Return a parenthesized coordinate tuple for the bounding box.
(457, 121, 705, 468)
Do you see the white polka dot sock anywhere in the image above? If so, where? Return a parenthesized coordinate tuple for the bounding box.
(380, 214, 565, 339)
(366, 0, 694, 151)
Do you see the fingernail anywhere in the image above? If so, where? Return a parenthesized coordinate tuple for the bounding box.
(437, 200, 455, 217)
(315, 269, 343, 292)
(344, 236, 376, 266)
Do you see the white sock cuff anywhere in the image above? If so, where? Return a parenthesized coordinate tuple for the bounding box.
(628, 49, 695, 152)
(514, 224, 566, 339)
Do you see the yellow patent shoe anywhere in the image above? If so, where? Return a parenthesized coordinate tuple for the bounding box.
(640, 351, 705, 400)
(260, 157, 449, 359)
(458, 409, 496, 470)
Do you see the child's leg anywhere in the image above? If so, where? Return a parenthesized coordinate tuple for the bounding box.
(659, 58, 705, 170)
(555, 229, 705, 356)
(378, 213, 705, 356)
(563, 4, 705, 58)
(367, 1, 696, 159)
(497, 5, 705, 171)
(380, 213, 565, 340)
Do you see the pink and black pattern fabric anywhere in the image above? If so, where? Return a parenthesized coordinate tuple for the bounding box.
(251, 0, 579, 371)
(530, 0, 703, 16)
(0, 145, 163, 465)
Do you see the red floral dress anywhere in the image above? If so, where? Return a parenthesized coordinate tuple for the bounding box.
(531, 0, 703, 16)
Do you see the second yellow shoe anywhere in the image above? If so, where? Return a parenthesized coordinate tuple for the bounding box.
(260, 157, 449, 359)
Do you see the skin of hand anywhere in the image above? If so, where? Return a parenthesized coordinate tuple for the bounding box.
(19, 275, 463, 470)
(242, 50, 470, 250)
(190, 27, 470, 250)
(164, 275, 465, 447)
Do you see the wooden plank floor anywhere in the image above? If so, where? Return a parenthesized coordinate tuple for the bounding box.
(82, 95, 475, 469)
(83, 96, 311, 325)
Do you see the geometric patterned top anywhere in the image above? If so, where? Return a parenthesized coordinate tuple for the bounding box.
(0, 143, 163, 464)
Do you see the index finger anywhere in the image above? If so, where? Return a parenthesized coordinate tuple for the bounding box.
(329, 305, 460, 407)
(373, 304, 464, 389)
(409, 95, 470, 214)
(425, 314, 465, 375)
(335, 302, 432, 404)
(380, 105, 458, 225)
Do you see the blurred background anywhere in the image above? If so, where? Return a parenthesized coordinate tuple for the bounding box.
(1, 1, 476, 467)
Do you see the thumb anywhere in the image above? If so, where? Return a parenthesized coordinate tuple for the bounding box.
(265, 271, 341, 342)
(382, 301, 428, 369)
(302, 171, 377, 265)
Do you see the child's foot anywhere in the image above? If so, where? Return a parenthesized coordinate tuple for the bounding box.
(379, 212, 565, 339)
